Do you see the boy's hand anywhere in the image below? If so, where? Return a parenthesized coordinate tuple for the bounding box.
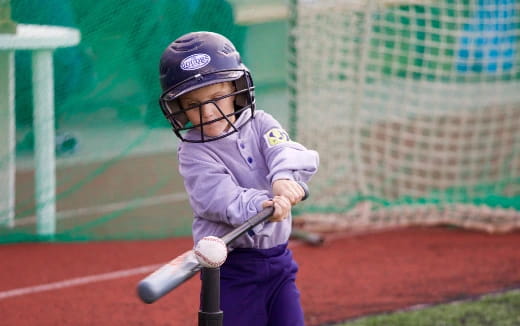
(272, 179, 306, 205)
(263, 196, 291, 222)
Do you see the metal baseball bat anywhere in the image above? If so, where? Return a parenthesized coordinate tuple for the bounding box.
(137, 182, 309, 304)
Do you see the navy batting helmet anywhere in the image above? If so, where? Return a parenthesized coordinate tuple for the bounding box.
(159, 31, 255, 142)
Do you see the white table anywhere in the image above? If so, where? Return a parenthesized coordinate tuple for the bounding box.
(0, 24, 80, 236)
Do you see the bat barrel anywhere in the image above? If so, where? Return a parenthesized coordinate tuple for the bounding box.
(138, 272, 193, 304)
(137, 252, 201, 304)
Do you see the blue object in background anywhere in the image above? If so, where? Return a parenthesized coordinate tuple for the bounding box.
(456, 0, 516, 73)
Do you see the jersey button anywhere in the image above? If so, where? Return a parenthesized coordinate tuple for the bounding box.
(247, 157, 253, 164)
(240, 143, 245, 149)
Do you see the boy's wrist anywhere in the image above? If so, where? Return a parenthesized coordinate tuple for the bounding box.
(271, 172, 295, 185)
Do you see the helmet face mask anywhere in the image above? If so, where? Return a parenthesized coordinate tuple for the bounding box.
(159, 32, 255, 142)
(161, 80, 253, 142)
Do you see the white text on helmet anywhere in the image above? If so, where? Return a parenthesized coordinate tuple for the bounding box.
(180, 53, 211, 71)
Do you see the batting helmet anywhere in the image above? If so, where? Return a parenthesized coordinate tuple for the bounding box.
(159, 31, 255, 142)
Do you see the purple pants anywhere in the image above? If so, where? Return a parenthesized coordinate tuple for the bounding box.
(201, 243, 305, 326)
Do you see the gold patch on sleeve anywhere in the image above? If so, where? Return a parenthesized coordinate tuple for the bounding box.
(264, 128, 290, 147)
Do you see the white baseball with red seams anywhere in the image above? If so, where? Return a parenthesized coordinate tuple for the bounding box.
(194, 236, 228, 268)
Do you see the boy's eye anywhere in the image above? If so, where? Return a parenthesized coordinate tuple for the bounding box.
(182, 91, 234, 110)
(210, 94, 225, 102)
(182, 102, 200, 110)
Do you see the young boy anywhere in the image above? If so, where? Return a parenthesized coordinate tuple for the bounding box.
(158, 31, 319, 325)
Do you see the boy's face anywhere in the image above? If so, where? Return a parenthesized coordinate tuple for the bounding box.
(179, 82, 236, 138)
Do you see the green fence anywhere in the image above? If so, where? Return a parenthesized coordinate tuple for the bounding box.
(1, 0, 290, 242)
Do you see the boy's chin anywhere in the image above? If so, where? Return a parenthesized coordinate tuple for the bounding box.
(202, 124, 231, 138)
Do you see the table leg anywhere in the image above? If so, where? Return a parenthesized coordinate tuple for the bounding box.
(32, 50, 56, 236)
(0, 50, 15, 228)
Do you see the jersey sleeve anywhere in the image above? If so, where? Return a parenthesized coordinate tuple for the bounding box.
(256, 111, 320, 184)
(178, 150, 270, 227)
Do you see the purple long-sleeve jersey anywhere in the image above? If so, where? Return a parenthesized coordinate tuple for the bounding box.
(177, 109, 319, 249)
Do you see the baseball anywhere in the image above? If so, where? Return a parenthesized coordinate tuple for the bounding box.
(194, 236, 228, 268)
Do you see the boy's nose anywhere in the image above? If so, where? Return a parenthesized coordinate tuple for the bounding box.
(201, 103, 218, 119)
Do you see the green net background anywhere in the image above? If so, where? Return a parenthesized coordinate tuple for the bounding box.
(290, 0, 520, 233)
(1, 0, 290, 242)
(1, 0, 519, 242)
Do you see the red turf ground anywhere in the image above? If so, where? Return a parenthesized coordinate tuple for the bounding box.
(1, 227, 519, 325)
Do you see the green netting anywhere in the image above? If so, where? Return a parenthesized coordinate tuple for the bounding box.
(11, 0, 247, 129)
(1, 0, 520, 243)
(290, 0, 520, 233)
(0, 0, 289, 242)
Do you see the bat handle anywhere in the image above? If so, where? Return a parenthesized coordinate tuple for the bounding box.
(221, 182, 309, 245)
